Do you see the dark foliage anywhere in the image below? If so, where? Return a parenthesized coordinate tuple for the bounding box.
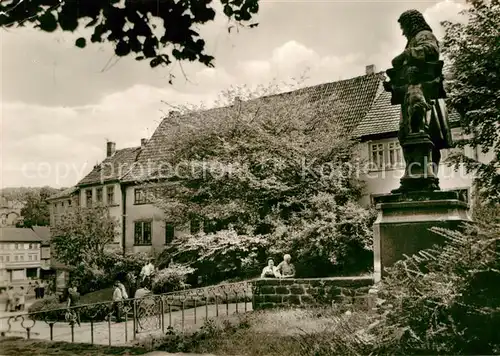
(0, 0, 259, 76)
(441, 0, 500, 203)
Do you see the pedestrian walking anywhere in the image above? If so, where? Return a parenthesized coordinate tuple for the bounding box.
(34, 281, 40, 299)
(4, 286, 15, 312)
(15, 286, 26, 311)
(39, 280, 46, 298)
(67, 286, 81, 326)
(112, 281, 123, 323)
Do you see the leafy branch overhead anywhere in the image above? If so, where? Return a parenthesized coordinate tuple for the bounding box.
(0, 0, 259, 70)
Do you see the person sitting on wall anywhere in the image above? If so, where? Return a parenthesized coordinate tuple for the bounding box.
(276, 254, 296, 278)
(260, 258, 278, 278)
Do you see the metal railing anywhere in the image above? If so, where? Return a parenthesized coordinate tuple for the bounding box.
(0, 281, 253, 346)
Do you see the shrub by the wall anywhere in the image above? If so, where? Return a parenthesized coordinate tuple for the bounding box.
(28, 289, 115, 323)
(151, 264, 195, 294)
(371, 213, 500, 355)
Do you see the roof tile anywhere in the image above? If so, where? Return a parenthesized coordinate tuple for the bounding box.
(0, 227, 43, 242)
(122, 73, 385, 182)
(77, 147, 141, 186)
(353, 90, 462, 138)
(47, 186, 79, 201)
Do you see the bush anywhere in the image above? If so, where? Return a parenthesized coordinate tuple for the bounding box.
(157, 230, 269, 286)
(151, 82, 375, 284)
(151, 263, 195, 294)
(28, 289, 115, 323)
(68, 251, 151, 296)
(28, 296, 64, 320)
(370, 208, 500, 355)
(269, 198, 376, 277)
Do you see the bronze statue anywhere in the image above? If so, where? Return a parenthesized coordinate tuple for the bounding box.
(384, 9, 453, 192)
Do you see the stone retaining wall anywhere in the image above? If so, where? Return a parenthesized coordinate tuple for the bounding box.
(252, 276, 374, 309)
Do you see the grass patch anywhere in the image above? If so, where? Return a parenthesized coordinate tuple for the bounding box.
(80, 288, 115, 304)
(0, 337, 148, 356)
(134, 306, 378, 355)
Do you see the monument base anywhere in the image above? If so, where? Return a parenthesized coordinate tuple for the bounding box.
(373, 190, 471, 283)
(393, 132, 440, 194)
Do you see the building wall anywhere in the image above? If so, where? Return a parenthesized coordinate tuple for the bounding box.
(0, 242, 41, 285)
(124, 185, 166, 254)
(123, 185, 191, 254)
(358, 128, 480, 207)
(49, 193, 80, 227)
(72, 183, 122, 247)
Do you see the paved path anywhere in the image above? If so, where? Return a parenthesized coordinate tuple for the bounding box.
(0, 302, 252, 346)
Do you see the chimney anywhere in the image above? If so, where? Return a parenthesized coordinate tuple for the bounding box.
(365, 64, 376, 75)
(234, 96, 242, 106)
(141, 138, 148, 147)
(106, 141, 116, 157)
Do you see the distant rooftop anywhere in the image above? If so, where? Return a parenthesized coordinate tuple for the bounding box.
(77, 146, 141, 186)
(0, 227, 44, 242)
(46, 186, 79, 201)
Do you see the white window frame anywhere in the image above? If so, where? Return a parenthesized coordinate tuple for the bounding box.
(369, 139, 404, 171)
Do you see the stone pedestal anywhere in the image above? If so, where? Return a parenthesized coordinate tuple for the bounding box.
(393, 132, 439, 193)
(373, 190, 471, 283)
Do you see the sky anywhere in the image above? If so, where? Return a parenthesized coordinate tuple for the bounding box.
(0, 0, 467, 189)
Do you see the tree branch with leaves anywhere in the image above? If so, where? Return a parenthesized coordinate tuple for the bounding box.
(0, 0, 259, 79)
(149, 79, 375, 282)
(441, 0, 500, 203)
(51, 206, 118, 267)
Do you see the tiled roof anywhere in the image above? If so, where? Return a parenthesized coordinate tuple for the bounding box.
(289, 73, 385, 133)
(352, 91, 401, 137)
(0, 227, 43, 242)
(121, 73, 385, 182)
(32, 226, 51, 243)
(77, 147, 141, 186)
(353, 90, 462, 138)
(46, 186, 79, 201)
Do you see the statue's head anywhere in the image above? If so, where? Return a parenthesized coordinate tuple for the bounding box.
(398, 9, 432, 39)
(284, 254, 291, 262)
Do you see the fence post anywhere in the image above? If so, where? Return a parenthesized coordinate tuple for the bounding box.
(181, 300, 185, 330)
(133, 300, 137, 340)
(124, 306, 128, 343)
(49, 323, 54, 341)
(160, 297, 165, 333)
(108, 312, 112, 346)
